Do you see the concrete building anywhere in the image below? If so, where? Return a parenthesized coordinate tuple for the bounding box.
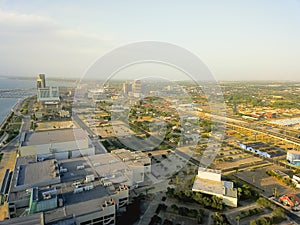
(192, 167, 238, 207)
(122, 81, 131, 96)
(36, 74, 60, 104)
(0, 213, 44, 225)
(7, 156, 61, 216)
(37, 74, 46, 89)
(287, 150, 300, 166)
(239, 142, 285, 158)
(63, 149, 151, 188)
(6, 153, 130, 225)
(37, 86, 60, 103)
(132, 79, 142, 97)
(20, 129, 95, 160)
(29, 187, 58, 214)
(292, 174, 300, 188)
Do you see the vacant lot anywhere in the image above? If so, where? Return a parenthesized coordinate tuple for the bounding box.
(235, 165, 298, 197)
(36, 121, 75, 131)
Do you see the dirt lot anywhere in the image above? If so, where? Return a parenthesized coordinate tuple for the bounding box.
(212, 146, 264, 170)
(36, 121, 76, 131)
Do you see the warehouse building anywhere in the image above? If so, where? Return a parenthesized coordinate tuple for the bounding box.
(61, 148, 151, 188)
(239, 142, 285, 158)
(6, 154, 130, 225)
(20, 128, 95, 160)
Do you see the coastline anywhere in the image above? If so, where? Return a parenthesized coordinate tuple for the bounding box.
(0, 98, 24, 131)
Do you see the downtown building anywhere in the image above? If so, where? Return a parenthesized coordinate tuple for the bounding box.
(36, 74, 61, 112)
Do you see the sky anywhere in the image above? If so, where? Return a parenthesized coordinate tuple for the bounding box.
(0, 0, 300, 81)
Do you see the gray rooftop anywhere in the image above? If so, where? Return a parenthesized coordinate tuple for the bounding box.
(0, 213, 43, 225)
(192, 177, 237, 198)
(16, 160, 60, 188)
(22, 128, 88, 146)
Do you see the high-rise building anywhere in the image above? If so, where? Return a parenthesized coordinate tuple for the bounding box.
(132, 79, 142, 97)
(37, 74, 46, 89)
(37, 86, 60, 102)
(123, 81, 132, 95)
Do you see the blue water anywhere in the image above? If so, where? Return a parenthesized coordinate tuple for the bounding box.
(0, 77, 75, 125)
(0, 77, 35, 90)
(0, 98, 19, 125)
(0, 78, 34, 125)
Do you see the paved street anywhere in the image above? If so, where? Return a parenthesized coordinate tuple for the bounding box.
(72, 114, 107, 154)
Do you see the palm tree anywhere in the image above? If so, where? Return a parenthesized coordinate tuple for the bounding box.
(272, 187, 279, 198)
(236, 215, 241, 225)
(252, 174, 256, 183)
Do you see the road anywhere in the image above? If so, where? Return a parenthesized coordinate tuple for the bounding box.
(197, 112, 300, 149)
(267, 196, 300, 224)
(72, 114, 107, 154)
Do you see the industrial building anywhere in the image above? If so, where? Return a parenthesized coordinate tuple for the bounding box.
(19, 128, 95, 160)
(287, 150, 300, 166)
(73, 148, 151, 187)
(7, 156, 61, 215)
(192, 167, 238, 207)
(239, 142, 285, 158)
(5, 153, 130, 225)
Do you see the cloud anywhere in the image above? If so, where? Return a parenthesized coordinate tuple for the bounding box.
(0, 9, 116, 77)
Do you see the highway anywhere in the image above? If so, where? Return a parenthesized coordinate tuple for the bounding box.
(198, 112, 300, 149)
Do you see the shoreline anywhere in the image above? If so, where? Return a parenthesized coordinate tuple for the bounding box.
(0, 98, 25, 131)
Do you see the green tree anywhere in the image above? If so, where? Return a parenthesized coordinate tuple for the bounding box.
(250, 220, 257, 225)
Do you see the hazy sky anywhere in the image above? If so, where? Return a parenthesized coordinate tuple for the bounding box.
(1, 0, 300, 81)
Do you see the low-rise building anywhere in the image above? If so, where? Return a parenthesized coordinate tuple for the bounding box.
(287, 150, 300, 166)
(6, 153, 130, 225)
(292, 173, 300, 188)
(192, 167, 238, 207)
(20, 128, 95, 160)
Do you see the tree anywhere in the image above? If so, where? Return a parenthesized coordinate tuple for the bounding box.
(249, 220, 257, 225)
(236, 215, 241, 225)
(273, 207, 285, 219)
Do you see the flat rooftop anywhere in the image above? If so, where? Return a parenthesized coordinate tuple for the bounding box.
(22, 128, 88, 146)
(111, 149, 151, 167)
(192, 177, 237, 198)
(198, 167, 221, 174)
(9, 157, 60, 194)
(16, 160, 59, 187)
(59, 157, 96, 183)
(85, 154, 130, 184)
(192, 177, 223, 196)
(0, 213, 43, 225)
(44, 208, 76, 225)
(288, 150, 300, 155)
(44, 182, 118, 223)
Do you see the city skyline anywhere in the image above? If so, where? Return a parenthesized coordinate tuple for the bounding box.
(1, 0, 300, 81)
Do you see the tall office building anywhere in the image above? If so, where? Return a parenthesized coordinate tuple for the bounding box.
(123, 81, 132, 95)
(36, 74, 60, 104)
(37, 74, 46, 89)
(132, 79, 142, 97)
(37, 86, 60, 102)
